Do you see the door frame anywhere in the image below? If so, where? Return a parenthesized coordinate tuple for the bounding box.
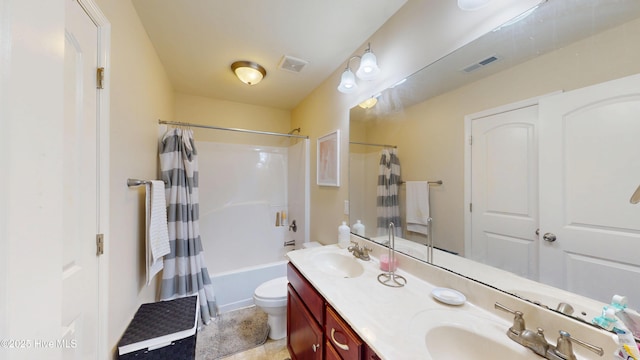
(463, 92, 559, 258)
(74, 0, 110, 358)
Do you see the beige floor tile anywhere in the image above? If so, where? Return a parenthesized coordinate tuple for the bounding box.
(218, 338, 290, 360)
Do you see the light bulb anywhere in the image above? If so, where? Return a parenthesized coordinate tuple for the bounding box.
(337, 69, 357, 93)
(356, 51, 380, 80)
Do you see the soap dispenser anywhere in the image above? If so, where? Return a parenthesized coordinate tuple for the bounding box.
(338, 221, 350, 248)
(352, 220, 365, 236)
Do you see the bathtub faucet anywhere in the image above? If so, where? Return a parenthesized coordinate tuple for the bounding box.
(283, 240, 295, 247)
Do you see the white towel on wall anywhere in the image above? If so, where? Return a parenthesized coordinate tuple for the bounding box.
(146, 180, 171, 285)
(405, 181, 430, 236)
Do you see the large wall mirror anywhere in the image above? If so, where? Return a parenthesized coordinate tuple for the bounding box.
(349, 0, 640, 333)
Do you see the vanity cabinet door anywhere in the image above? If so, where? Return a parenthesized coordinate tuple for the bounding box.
(325, 305, 363, 360)
(288, 285, 323, 360)
(288, 263, 324, 324)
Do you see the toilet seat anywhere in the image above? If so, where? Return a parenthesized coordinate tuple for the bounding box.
(254, 276, 287, 301)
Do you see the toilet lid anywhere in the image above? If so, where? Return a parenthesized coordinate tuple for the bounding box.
(255, 276, 288, 299)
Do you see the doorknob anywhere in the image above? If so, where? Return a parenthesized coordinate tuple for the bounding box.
(543, 233, 557, 242)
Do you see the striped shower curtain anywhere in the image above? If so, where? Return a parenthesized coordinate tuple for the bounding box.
(159, 128, 218, 324)
(376, 148, 402, 236)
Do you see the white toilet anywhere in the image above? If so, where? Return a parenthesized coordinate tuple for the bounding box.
(254, 242, 324, 340)
(253, 276, 288, 340)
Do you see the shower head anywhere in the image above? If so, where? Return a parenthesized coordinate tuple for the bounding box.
(631, 184, 640, 204)
(287, 128, 301, 135)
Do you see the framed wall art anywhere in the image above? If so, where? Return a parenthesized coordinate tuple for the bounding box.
(317, 130, 340, 187)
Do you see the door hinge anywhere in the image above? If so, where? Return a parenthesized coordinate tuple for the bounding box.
(96, 67, 105, 89)
(96, 233, 104, 255)
(469, 203, 473, 212)
(469, 135, 473, 146)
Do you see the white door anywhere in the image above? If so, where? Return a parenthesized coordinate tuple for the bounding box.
(539, 74, 640, 307)
(63, 0, 100, 357)
(470, 105, 539, 280)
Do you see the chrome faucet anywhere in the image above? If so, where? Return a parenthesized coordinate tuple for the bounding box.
(495, 303, 604, 360)
(348, 241, 372, 261)
(495, 303, 548, 356)
(548, 330, 604, 360)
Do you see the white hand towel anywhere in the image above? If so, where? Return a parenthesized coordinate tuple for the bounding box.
(405, 181, 430, 236)
(146, 180, 171, 285)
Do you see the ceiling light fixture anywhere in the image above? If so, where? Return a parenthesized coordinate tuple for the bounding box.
(231, 61, 267, 85)
(337, 43, 380, 93)
(358, 96, 378, 109)
(457, 0, 491, 11)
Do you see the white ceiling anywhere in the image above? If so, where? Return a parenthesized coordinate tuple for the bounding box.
(131, 0, 408, 110)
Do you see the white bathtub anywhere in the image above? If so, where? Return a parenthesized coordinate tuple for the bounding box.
(210, 259, 289, 314)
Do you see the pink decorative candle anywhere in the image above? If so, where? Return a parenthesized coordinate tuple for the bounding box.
(379, 254, 397, 272)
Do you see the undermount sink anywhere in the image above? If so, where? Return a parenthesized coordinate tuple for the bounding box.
(310, 252, 364, 278)
(409, 309, 539, 359)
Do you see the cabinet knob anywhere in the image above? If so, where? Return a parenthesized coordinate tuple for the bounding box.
(312, 343, 320, 352)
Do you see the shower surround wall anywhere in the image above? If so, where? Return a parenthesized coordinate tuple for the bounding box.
(196, 139, 309, 312)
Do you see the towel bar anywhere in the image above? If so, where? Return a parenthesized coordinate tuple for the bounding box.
(399, 180, 443, 185)
(127, 178, 166, 187)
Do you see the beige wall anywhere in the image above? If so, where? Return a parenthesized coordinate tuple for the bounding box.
(95, 0, 176, 355)
(362, 17, 640, 255)
(174, 93, 291, 146)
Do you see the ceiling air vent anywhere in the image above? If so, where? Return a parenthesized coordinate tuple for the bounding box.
(461, 54, 501, 73)
(278, 55, 309, 73)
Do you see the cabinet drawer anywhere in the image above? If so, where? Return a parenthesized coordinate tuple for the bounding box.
(364, 345, 381, 360)
(325, 305, 363, 360)
(287, 263, 324, 325)
(325, 340, 342, 360)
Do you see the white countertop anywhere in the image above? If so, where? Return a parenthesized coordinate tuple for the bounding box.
(286, 241, 619, 360)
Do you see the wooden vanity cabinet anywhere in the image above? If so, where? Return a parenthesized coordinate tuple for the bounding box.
(287, 263, 324, 359)
(364, 347, 382, 360)
(325, 305, 363, 360)
(287, 262, 381, 360)
(325, 339, 343, 360)
(287, 284, 323, 360)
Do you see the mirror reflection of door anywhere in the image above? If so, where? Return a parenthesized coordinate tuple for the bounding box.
(470, 73, 640, 307)
(538, 73, 640, 307)
(470, 103, 539, 280)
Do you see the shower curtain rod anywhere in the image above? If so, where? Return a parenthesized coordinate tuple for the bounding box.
(159, 120, 309, 139)
(349, 141, 397, 148)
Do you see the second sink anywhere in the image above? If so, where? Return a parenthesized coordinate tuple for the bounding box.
(409, 308, 539, 359)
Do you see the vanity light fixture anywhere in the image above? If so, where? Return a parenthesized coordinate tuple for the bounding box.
(231, 61, 267, 85)
(457, 0, 491, 11)
(337, 43, 380, 93)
